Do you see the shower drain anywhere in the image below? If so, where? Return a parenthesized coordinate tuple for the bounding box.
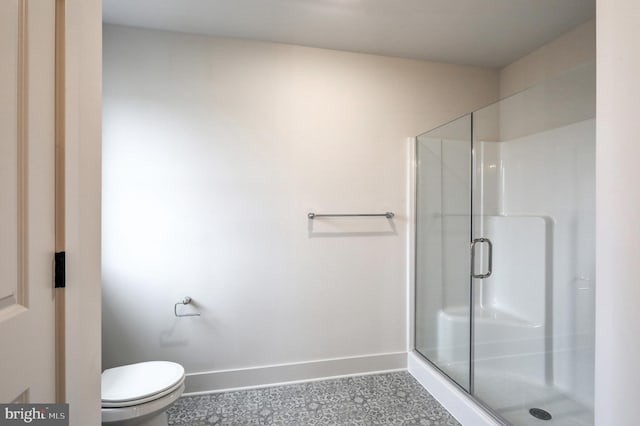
(529, 408, 552, 421)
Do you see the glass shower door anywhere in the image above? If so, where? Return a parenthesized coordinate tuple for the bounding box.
(470, 64, 595, 425)
(415, 114, 472, 391)
(414, 63, 595, 425)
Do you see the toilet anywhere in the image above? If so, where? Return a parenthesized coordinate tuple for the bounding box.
(101, 361, 185, 426)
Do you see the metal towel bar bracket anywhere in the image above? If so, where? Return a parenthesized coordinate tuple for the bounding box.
(308, 212, 394, 219)
(174, 296, 201, 317)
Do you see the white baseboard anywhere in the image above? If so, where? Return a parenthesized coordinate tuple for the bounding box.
(407, 351, 500, 426)
(184, 352, 407, 395)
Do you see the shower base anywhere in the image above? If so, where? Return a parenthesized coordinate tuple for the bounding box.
(448, 363, 593, 426)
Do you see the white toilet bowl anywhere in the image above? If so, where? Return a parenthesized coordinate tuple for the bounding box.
(102, 361, 185, 426)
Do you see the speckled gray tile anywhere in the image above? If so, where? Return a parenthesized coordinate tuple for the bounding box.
(168, 371, 460, 425)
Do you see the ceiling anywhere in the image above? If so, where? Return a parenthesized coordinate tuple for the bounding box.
(102, 0, 595, 68)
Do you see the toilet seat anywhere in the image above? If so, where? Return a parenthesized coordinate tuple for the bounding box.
(102, 361, 185, 408)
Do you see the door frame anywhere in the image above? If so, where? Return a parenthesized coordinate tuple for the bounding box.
(54, 0, 66, 404)
(58, 0, 102, 423)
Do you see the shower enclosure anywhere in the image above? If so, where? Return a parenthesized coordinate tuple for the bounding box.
(414, 63, 595, 425)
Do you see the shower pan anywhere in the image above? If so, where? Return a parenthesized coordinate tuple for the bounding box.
(414, 63, 595, 425)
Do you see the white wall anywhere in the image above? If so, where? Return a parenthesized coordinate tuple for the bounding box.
(102, 25, 498, 387)
(499, 19, 595, 98)
(595, 1, 640, 424)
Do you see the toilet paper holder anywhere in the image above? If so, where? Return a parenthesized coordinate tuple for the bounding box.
(174, 296, 201, 317)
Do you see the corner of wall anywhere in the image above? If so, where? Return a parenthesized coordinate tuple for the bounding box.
(499, 18, 595, 98)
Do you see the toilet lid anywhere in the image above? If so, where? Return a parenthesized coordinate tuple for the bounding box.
(102, 361, 185, 405)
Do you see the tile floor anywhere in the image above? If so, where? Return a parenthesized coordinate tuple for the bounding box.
(168, 371, 460, 425)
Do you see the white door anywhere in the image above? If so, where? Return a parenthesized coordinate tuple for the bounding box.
(0, 0, 57, 403)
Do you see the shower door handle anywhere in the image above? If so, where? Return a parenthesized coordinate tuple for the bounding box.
(471, 238, 493, 279)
